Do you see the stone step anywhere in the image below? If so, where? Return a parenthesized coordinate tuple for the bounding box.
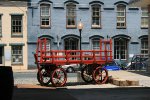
(110, 78, 139, 86)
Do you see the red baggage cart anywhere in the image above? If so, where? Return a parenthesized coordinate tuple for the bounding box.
(34, 38, 113, 87)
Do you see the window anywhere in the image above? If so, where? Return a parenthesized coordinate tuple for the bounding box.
(64, 37, 78, 50)
(40, 4, 50, 28)
(66, 3, 76, 28)
(116, 4, 126, 28)
(0, 15, 2, 36)
(91, 5, 101, 28)
(141, 8, 148, 28)
(42, 39, 51, 60)
(64, 37, 78, 60)
(141, 38, 148, 57)
(114, 38, 127, 60)
(92, 39, 100, 50)
(12, 46, 23, 64)
(42, 39, 51, 50)
(92, 38, 100, 55)
(11, 15, 22, 36)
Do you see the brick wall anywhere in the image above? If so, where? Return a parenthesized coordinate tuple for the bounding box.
(28, 0, 148, 68)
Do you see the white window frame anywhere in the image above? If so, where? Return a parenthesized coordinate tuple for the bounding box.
(11, 45, 23, 65)
(42, 39, 51, 50)
(114, 38, 127, 60)
(141, 8, 149, 28)
(11, 15, 22, 36)
(116, 4, 126, 28)
(40, 4, 51, 28)
(66, 3, 76, 28)
(141, 38, 148, 57)
(91, 5, 101, 28)
(92, 38, 100, 50)
(41, 39, 51, 60)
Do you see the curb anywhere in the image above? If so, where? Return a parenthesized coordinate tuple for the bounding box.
(13, 69, 37, 73)
(15, 84, 56, 89)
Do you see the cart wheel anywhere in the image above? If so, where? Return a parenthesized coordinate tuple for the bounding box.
(81, 65, 94, 83)
(37, 67, 51, 86)
(92, 66, 108, 84)
(51, 68, 67, 87)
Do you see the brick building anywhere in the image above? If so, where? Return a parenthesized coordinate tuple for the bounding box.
(0, 0, 28, 70)
(27, 0, 148, 68)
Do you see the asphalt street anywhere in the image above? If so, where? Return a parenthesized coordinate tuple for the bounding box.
(13, 87, 150, 100)
(13, 71, 77, 84)
(12, 71, 150, 100)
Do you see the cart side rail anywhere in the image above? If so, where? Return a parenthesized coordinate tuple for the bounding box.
(35, 38, 113, 65)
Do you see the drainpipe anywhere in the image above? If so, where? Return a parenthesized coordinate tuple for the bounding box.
(57, 35, 60, 50)
(148, 5, 150, 72)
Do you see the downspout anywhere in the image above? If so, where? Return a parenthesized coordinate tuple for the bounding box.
(148, 5, 150, 72)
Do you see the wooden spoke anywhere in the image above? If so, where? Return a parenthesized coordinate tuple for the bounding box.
(93, 66, 108, 84)
(51, 68, 67, 87)
(37, 67, 51, 86)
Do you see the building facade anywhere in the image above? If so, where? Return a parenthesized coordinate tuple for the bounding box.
(28, 0, 149, 68)
(0, 1, 28, 70)
(129, 0, 150, 71)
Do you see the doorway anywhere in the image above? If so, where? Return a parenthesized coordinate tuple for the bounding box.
(0, 47, 4, 66)
(114, 38, 128, 61)
(64, 37, 79, 50)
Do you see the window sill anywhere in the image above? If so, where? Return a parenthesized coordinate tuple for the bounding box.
(66, 26, 77, 29)
(12, 63, 23, 66)
(91, 27, 101, 29)
(40, 26, 51, 29)
(116, 27, 126, 29)
(11, 35, 23, 38)
(141, 27, 148, 29)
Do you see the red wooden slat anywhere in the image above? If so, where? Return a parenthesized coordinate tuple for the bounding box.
(35, 38, 113, 66)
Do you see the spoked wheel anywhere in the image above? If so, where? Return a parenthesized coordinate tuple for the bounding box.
(81, 64, 95, 83)
(37, 67, 51, 86)
(51, 68, 67, 87)
(92, 66, 108, 84)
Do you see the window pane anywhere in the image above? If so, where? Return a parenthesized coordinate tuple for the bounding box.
(141, 17, 148, 27)
(66, 4, 76, 27)
(117, 5, 126, 28)
(92, 39, 100, 50)
(42, 39, 51, 50)
(142, 8, 148, 16)
(92, 17, 100, 25)
(92, 5, 101, 27)
(11, 15, 22, 35)
(141, 8, 148, 28)
(141, 38, 148, 57)
(117, 17, 125, 22)
(12, 46, 23, 64)
(40, 4, 50, 27)
(117, 12, 125, 16)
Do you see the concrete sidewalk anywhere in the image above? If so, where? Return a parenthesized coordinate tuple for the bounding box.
(108, 70, 150, 87)
(13, 69, 150, 88)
